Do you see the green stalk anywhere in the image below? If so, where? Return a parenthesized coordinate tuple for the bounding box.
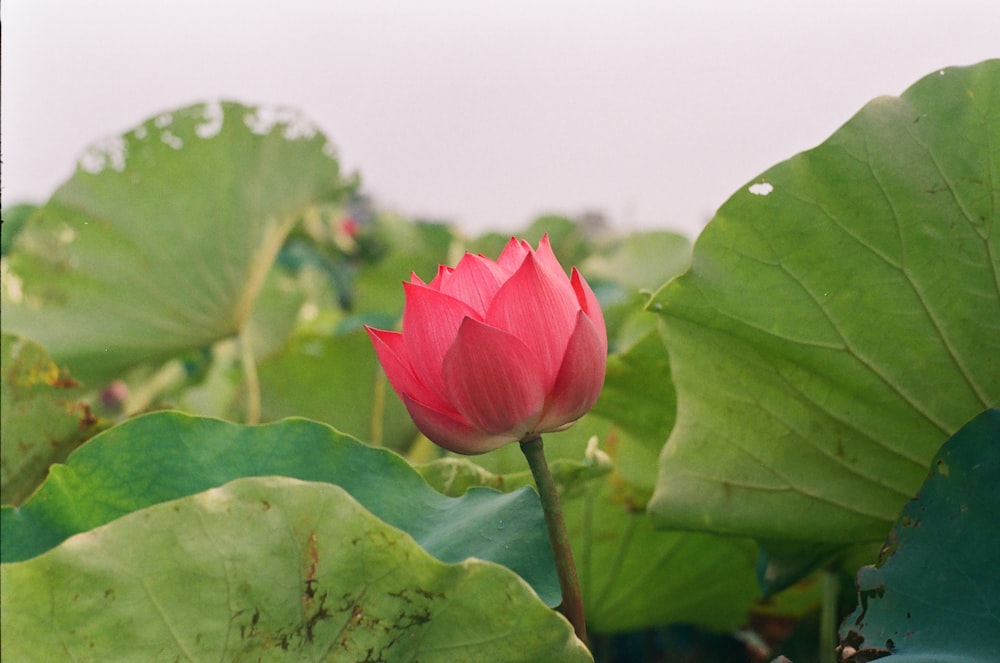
(820, 568, 839, 663)
(121, 359, 187, 418)
(520, 434, 589, 648)
(369, 369, 386, 446)
(239, 328, 261, 425)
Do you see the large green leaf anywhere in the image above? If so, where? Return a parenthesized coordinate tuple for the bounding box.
(1, 476, 591, 662)
(2, 101, 351, 385)
(839, 409, 1000, 661)
(1, 412, 559, 606)
(0, 334, 105, 505)
(648, 61, 1000, 544)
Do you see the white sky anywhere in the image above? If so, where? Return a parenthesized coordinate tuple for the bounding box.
(2, 0, 998, 238)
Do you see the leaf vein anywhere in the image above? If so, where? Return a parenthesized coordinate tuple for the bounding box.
(775, 260, 951, 435)
(894, 125, 994, 406)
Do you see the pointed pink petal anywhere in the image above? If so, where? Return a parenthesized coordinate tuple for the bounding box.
(571, 267, 608, 352)
(536, 311, 607, 432)
(496, 236, 529, 274)
(442, 317, 547, 437)
(408, 271, 427, 286)
(533, 234, 569, 280)
(440, 253, 506, 316)
(403, 393, 514, 454)
(366, 326, 446, 410)
(402, 281, 481, 402)
(485, 251, 580, 387)
(427, 264, 453, 290)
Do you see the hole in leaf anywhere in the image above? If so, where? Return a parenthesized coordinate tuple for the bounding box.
(196, 101, 224, 139)
(160, 131, 183, 150)
(79, 136, 127, 173)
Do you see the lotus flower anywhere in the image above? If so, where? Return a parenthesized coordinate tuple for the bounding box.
(366, 235, 607, 454)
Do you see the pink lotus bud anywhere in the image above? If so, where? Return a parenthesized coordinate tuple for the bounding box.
(100, 380, 129, 411)
(366, 235, 607, 454)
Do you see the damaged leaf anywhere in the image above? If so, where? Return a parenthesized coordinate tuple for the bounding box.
(839, 409, 1000, 661)
(0, 334, 104, 505)
(1, 477, 591, 662)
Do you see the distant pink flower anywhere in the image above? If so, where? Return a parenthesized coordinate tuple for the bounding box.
(366, 235, 607, 454)
(339, 216, 359, 238)
(100, 380, 129, 411)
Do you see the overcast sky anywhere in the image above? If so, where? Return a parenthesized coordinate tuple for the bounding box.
(2, 1, 998, 238)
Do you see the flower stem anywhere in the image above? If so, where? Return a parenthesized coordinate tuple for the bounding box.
(239, 328, 261, 425)
(820, 567, 838, 663)
(520, 434, 588, 648)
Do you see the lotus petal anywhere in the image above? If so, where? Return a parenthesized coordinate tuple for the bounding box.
(537, 311, 607, 432)
(443, 317, 547, 436)
(403, 392, 512, 454)
(402, 281, 480, 402)
(487, 252, 579, 386)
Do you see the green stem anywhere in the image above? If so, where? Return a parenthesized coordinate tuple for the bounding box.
(369, 369, 386, 446)
(520, 434, 589, 648)
(239, 328, 261, 425)
(121, 359, 187, 417)
(820, 567, 839, 663)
